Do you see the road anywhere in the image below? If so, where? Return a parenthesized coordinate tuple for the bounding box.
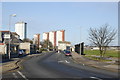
(2, 52, 119, 80)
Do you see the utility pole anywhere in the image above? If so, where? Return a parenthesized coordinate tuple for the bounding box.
(8, 14, 16, 59)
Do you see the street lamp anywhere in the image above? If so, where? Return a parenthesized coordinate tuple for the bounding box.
(8, 14, 16, 59)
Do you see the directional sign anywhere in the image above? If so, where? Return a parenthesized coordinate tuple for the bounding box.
(4, 34, 10, 39)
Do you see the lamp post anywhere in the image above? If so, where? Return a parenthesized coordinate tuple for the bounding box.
(8, 14, 16, 59)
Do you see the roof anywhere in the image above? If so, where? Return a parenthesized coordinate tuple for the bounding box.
(11, 32, 19, 36)
(16, 21, 27, 24)
(43, 32, 49, 34)
(58, 41, 71, 44)
(0, 31, 9, 32)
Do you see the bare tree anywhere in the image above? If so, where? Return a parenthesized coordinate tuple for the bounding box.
(89, 24, 116, 58)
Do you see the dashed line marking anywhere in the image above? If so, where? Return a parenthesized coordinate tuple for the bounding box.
(12, 73, 18, 78)
(17, 71, 28, 80)
(90, 76, 102, 80)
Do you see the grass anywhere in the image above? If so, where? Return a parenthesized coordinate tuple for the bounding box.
(85, 55, 113, 62)
(84, 49, 119, 58)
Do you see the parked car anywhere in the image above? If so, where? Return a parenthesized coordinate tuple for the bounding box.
(65, 50, 72, 56)
(18, 50, 24, 57)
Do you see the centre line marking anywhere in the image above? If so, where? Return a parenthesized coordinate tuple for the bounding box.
(17, 71, 28, 80)
(12, 73, 18, 78)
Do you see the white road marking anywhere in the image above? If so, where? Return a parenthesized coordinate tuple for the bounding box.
(17, 71, 28, 80)
(65, 60, 70, 63)
(58, 60, 70, 63)
(12, 73, 18, 78)
(90, 76, 102, 80)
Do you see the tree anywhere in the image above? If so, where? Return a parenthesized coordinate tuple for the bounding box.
(88, 24, 116, 58)
(42, 40, 53, 49)
(22, 38, 33, 44)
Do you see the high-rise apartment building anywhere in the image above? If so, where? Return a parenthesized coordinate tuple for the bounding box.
(56, 30, 65, 46)
(49, 31, 56, 47)
(33, 34, 40, 48)
(15, 22, 27, 40)
(43, 32, 49, 41)
(42, 30, 65, 47)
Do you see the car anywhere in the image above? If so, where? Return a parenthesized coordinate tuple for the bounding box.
(18, 50, 24, 57)
(65, 50, 72, 56)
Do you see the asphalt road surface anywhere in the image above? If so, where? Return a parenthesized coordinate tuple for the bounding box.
(2, 52, 119, 80)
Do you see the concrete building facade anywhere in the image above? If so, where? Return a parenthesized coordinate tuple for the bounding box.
(56, 30, 65, 46)
(43, 32, 49, 40)
(42, 30, 65, 47)
(49, 31, 56, 47)
(19, 42, 30, 54)
(33, 34, 40, 48)
(0, 43, 7, 55)
(15, 22, 27, 40)
(58, 41, 71, 50)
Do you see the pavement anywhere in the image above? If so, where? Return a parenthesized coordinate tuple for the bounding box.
(1, 53, 42, 74)
(72, 52, 119, 72)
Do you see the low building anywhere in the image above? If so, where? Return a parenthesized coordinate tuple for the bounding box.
(71, 46, 75, 52)
(0, 43, 7, 55)
(58, 41, 71, 51)
(0, 31, 22, 55)
(19, 42, 30, 54)
(0, 31, 2, 43)
(75, 42, 84, 55)
(11, 32, 20, 39)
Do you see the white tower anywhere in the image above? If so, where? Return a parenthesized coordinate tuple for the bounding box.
(43, 32, 49, 41)
(56, 30, 65, 46)
(15, 22, 27, 40)
(49, 31, 56, 47)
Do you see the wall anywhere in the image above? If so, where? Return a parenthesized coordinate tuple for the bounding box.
(43, 32, 49, 40)
(19, 42, 30, 54)
(58, 42, 71, 50)
(15, 22, 27, 40)
(0, 32, 2, 42)
(49, 31, 56, 47)
(0, 43, 7, 55)
(33, 34, 40, 48)
(56, 30, 65, 46)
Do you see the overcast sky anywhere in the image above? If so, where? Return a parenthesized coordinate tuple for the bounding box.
(1, 2, 118, 46)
